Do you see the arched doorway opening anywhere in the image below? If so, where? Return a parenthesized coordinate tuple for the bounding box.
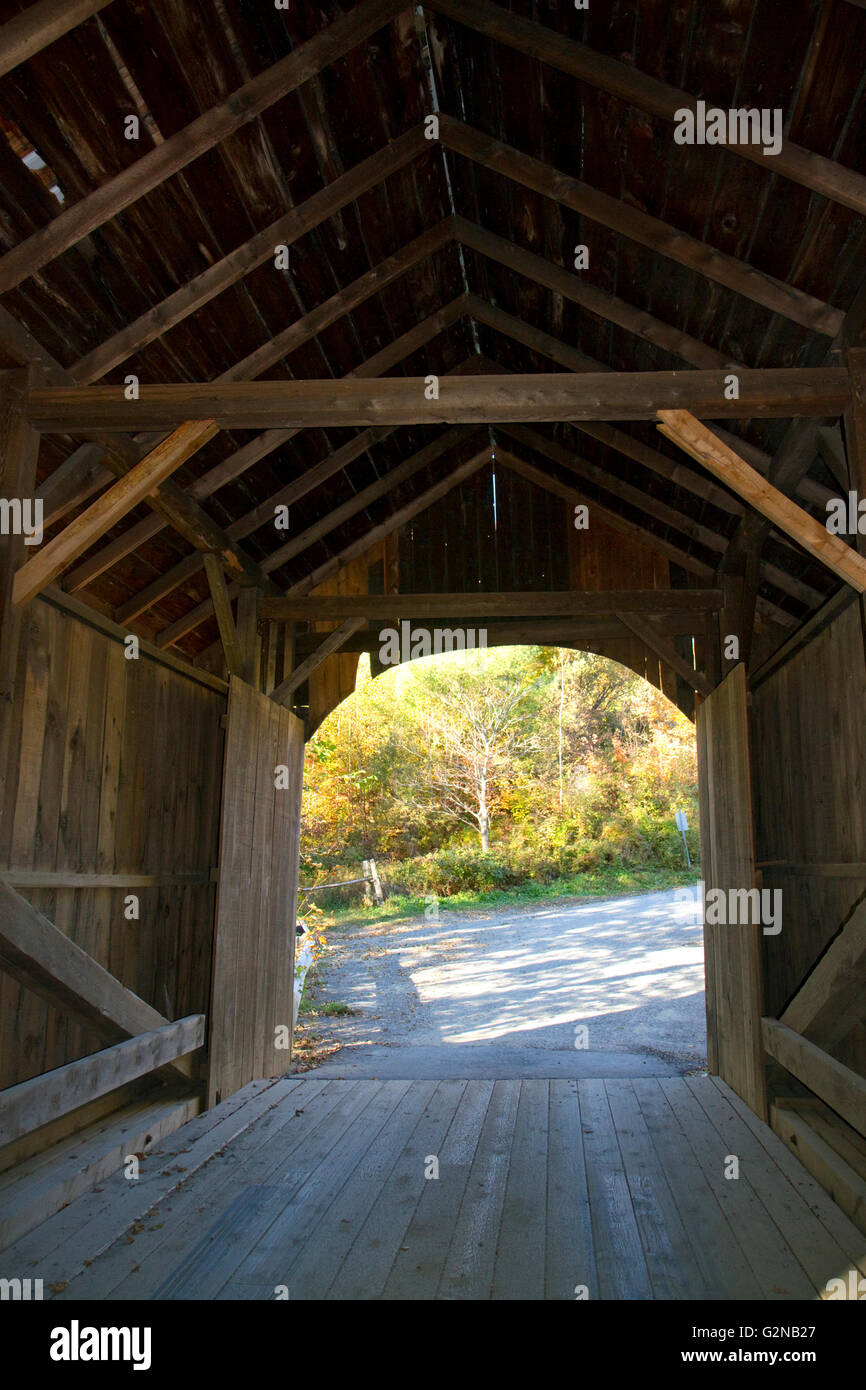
(295, 642, 705, 1082)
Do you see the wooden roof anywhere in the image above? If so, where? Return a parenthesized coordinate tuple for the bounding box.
(2, 0, 866, 673)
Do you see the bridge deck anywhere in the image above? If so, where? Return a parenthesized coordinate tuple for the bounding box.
(6, 1075, 864, 1301)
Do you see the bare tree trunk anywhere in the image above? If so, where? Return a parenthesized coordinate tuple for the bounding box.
(558, 650, 565, 809)
(478, 773, 490, 850)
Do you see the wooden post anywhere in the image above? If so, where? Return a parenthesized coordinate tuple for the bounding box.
(368, 859, 384, 904)
(236, 584, 260, 686)
(0, 367, 40, 865)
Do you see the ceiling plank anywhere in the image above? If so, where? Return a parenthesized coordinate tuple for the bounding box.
(0, 0, 408, 293)
(455, 218, 732, 370)
(0, 0, 113, 79)
(442, 118, 841, 336)
(70, 124, 428, 383)
(427, 0, 866, 215)
(658, 410, 866, 593)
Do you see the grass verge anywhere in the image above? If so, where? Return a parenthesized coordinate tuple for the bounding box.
(306, 866, 699, 931)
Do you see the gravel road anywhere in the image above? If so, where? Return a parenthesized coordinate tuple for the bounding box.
(294, 886, 707, 1080)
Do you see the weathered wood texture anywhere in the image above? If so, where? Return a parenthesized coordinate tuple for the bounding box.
(14, 1075, 865, 1301)
(208, 678, 304, 1107)
(751, 599, 866, 1083)
(0, 598, 224, 1091)
(696, 665, 767, 1117)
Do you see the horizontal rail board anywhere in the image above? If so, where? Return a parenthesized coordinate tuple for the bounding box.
(0, 1015, 205, 1148)
(762, 1017, 866, 1139)
(2, 871, 213, 889)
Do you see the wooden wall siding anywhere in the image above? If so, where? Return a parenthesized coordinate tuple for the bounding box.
(300, 537, 395, 734)
(696, 664, 767, 1119)
(0, 598, 224, 1090)
(569, 512, 683, 708)
(751, 600, 866, 1080)
(208, 678, 303, 1107)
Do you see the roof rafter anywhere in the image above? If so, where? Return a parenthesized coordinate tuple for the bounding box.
(439, 117, 842, 337)
(0, 0, 408, 293)
(426, 0, 866, 215)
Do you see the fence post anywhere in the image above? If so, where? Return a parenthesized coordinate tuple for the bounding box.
(368, 859, 385, 904)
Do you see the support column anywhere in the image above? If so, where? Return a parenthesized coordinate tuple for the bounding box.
(0, 367, 40, 864)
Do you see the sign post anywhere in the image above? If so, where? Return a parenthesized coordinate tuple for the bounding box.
(675, 809, 691, 867)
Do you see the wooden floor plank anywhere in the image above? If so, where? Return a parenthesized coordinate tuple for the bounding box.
(718, 1079, 866, 1279)
(604, 1078, 709, 1299)
(3, 1077, 297, 1282)
(545, 1079, 597, 1301)
(660, 1079, 815, 1299)
(491, 1080, 549, 1300)
(59, 1077, 354, 1299)
(224, 1079, 440, 1299)
(380, 1080, 494, 1301)
(436, 1079, 521, 1300)
(324, 1080, 470, 1301)
(151, 1081, 409, 1299)
(21, 1073, 863, 1302)
(693, 1079, 866, 1292)
(578, 1078, 653, 1299)
(632, 1078, 763, 1299)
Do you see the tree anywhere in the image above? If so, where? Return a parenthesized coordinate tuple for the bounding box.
(400, 650, 542, 849)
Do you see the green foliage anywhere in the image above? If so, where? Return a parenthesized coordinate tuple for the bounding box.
(300, 644, 699, 898)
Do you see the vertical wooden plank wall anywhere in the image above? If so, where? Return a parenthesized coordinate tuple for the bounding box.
(696, 664, 767, 1118)
(751, 600, 866, 1081)
(208, 678, 304, 1106)
(0, 597, 226, 1089)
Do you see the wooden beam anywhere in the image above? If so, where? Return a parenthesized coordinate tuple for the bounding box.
(779, 898, 866, 1049)
(203, 553, 243, 679)
(258, 426, 481, 573)
(494, 447, 715, 582)
(36, 442, 111, 524)
(29, 369, 850, 432)
(12, 419, 219, 605)
(260, 589, 723, 621)
(0, 0, 113, 78)
(236, 586, 260, 686)
(456, 218, 730, 371)
(62, 241, 457, 596)
(658, 409, 866, 593)
(0, 1014, 205, 1148)
(1, 871, 211, 888)
(0, 315, 278, 603)
(0, 880, 193, 1078)
(616, 612, 712, 697)
(110, 336, 471, 633)
(427, 0, 866, 215)
(442, 118, 841, 336)
(286, 447, 494, 599)
(0, 368, 40, 866)
(71, 125, 428, 383)
(762, 1017, 866, 1138)
(294, 613, 707, 653)
(271, 618, 366, 705)
(0, 0, 408, 293)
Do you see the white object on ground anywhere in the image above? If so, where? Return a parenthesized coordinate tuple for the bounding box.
(293, 920, 315, 1029)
